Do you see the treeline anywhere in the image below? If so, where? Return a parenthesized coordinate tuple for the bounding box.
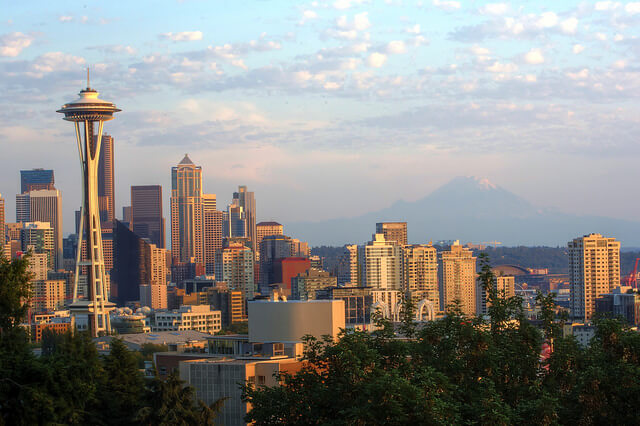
(0, 255, 223, 425)
(243, 255, 640, 425)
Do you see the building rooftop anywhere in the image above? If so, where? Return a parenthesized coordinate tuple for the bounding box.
(257, 221, 282, 226)
(178, 153, 194, 165)
(94, 330, 215, 348)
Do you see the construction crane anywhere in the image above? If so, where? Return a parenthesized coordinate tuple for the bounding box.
(622, 257, 640, 289)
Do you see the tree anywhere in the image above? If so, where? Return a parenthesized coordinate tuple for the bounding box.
(97, 338, 146, 425)
(0, 255, 32, 333)
(137, 371, 224, 426)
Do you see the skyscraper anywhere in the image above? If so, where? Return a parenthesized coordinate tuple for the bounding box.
(569, 233, 620, 322)
(97, 134, 115, 223)
(21, 222, 55, 270)
(337, 244, 360, 286)
(256, 221, 283, 253)
(20, 169, 54, 193)
(0, 194, 4, 249)
(131, 185, 165, 248)
(478, 275, 515, 316)
(375, 222, 408, 246)
(223, 202, 246, 238)
(259, 234, 295, 294)
(202, 194, 222, 276)
(439, 241, 476, 315)
(403, 244, 439, 305)
(215, 240, 255, 300)
(233, 186, 256, 252)
(171, 154, 203, 264)
(112, 220, 169, 305)
(29, 189, 63, 270)
(16, 193, 30, 223)
(364, 233, 402, 290)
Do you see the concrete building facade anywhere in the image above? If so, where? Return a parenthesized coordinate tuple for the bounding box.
(375, 222, 408, 246)
(153, 305, 222, 334)
(364, 233, 402, 290)
(439, 241, 477, 315)
(403, 244, 439, 306)
(569, 233, 621, 321)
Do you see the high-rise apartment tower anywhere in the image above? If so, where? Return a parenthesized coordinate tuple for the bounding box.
(364, 233, 402, 290)
(439, 241, 476, 315)
(376, 222, 408, 246)
(569, 233, 620, 322)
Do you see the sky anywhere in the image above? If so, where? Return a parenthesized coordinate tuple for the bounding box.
(1, 0, 640, 239)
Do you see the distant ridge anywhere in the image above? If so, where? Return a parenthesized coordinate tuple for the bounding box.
(287, 176, 640, 247)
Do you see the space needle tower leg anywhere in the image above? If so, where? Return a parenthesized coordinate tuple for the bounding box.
(58, 71, 120, 337)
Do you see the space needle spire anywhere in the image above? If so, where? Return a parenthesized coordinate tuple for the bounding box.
(57, 70, 120, 336)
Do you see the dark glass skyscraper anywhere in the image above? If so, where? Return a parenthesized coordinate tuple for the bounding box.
(20, 169, 55, 193)
(131, 185, 165, 248)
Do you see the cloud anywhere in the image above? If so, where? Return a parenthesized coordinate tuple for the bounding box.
(300, 10, 318, 25)
(59, 16, 73, 22)
(366, 52, 387, 67)
(327, 12, 371, 40)
(566, 68, 589, 80)
(612, 60, 626, 69)
(626, 2, 640, 14)
(26, 52, 86, 76)
(486, 61, 517, 73)
(406, 24, 421, 34)
(386, 40, 406, 54)
(450, 11, 579, 41)
(559, 17, 578, 34)
(160, 31, 203, 42)
(0, 32, 34, 57)
(573, 44, 585, 54)
(594, 2, 620, 11)
(524, 48, 544, 64)
(433, 0, 461, 11)
(89, 44, 137, 56)
(479, 3, 509, 15)
(333, 0, 367, 9)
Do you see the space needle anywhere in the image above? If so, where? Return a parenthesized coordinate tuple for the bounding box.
(57, 70, 120, 336)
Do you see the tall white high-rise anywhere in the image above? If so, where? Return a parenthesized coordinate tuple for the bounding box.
(364, 233, 402, 290)
(569, 233, 620, 322)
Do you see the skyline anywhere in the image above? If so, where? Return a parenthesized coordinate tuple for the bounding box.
(2, 1, 640, 238)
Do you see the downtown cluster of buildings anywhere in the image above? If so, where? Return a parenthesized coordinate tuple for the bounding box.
(3, 154, 637, 337)
(3, 144, 640, 425)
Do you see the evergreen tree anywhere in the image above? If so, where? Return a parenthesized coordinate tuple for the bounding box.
(98, 338, 146, 425)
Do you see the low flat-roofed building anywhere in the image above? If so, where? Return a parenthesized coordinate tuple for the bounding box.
(248, 299, 345, 343)
(93, 329, 215, 352)
(180, 356, 302, 426)
(153, 304, 222, 334)
(31, 317, 70, 342)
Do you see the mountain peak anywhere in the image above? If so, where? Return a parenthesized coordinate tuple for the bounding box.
(472, 176, 496, 190)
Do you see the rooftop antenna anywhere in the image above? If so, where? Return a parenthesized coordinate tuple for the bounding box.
(87, 67, 90, 89)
